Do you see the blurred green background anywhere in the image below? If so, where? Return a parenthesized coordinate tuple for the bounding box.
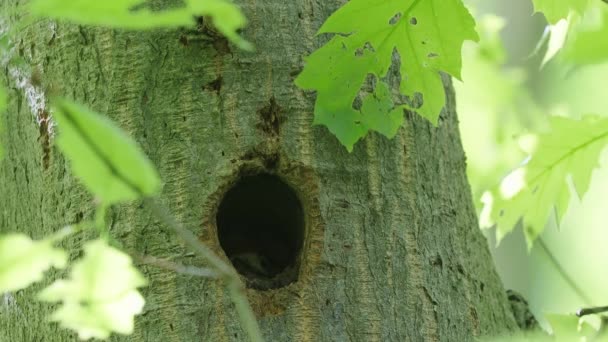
(458, 0, 608, 329)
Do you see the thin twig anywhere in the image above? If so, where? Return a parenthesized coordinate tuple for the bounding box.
(576, 306, 608, 317)
(133, 254, 218, 278)
(537, 237, 593, 305)
(144, 198, 263, 342)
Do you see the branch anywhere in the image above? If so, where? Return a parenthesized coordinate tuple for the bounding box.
(133, 254, 217, 278)
(576, 306, 608, 317)
(537, 238, 593, 305)
(144, 198, 263, 342)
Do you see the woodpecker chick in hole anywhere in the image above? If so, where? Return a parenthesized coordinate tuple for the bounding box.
(230, 252, 278, 279)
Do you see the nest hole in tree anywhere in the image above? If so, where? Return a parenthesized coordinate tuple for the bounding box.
(216, 173, 305, 290)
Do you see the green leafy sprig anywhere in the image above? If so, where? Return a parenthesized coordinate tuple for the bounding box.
(28, 0, 252, 50)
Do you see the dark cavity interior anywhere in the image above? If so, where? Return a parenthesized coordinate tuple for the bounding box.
(216, 173, 304, 289)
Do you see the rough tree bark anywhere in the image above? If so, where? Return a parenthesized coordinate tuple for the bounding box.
(0, 0, 518, 341)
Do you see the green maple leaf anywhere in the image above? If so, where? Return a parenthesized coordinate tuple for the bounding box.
(52, 99, 161, 205)
(481, 115, 608, 247)
(296, 0, 478, 151)
(532, 0, 591, 24)
(29, 0, 251, 50)
(39, 239, 147, 340)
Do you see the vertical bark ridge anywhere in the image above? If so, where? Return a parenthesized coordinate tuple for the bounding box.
(365, 136, 383, 211)
(395, 127, 441, 341)
(352, 221, 383, 341)
(211, 285, 230, 342)
(291, 289, 318, 342)
(222, 92, 246, 150)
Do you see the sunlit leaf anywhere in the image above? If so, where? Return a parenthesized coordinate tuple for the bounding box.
(532, 0, 591, 24)
(546, 313, 580, 337)
(541, 19, 569, 67)
(481, 115, 608, 247)
(455, 15, 543, 210)
(563, 5, 608, 65)
(295, 0, 478, 151)
(29, 0, 252, 50)
(546, 313, 597, 340)
(0, 234, 67, 293)
(39, 239, 147, 340)
(52, 99, 161, 205)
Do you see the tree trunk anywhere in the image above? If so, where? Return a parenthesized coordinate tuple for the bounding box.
(0, 0, 518, 341)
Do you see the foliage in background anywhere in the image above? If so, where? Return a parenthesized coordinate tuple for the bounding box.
(296, 0, 478, 151)
(38, 240, 147, 340)
(459, 0, 608, 338)
(0, 232, 68, 292)
(455, 14, 544, 208)
(532, 0, 591, 24)
(562, 4, 608, 65)
(481, 116, 608, 246)
(472, 0, 608, 246)
(538, 2, 608, 66)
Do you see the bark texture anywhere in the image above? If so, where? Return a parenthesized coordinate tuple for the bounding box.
(0, 0, 518, 340)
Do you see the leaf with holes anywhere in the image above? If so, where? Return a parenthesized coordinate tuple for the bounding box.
(38, 239, 147, 340)
(29, 0, 251, 50)
(295, 0, 478, 151)
(0, 234, 67, 293)
(532, 0, 591, 24)
(52, 99, 161, 205)
(481, 115, 608, 247)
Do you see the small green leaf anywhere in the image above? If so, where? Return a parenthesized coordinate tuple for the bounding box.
(29, 0, 252, 50)
(481, 116, 608, 246)
(39, 239, 147, 340)
(0, 234, 67, 293)
(296, 0, 478, 150)
(532, 0, 591, 24)
(52, 99, 161, 205)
